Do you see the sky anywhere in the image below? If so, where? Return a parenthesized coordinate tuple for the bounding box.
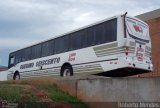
(0, 0, 160, 66)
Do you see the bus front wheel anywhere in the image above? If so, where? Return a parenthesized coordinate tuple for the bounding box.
(13, 72, 20, 80)
(61, 65, 73, 77)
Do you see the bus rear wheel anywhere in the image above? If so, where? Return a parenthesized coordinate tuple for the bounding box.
(61, 65, 73, 77)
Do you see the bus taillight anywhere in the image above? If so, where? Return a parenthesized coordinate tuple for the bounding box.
(125, 47, 129, 55)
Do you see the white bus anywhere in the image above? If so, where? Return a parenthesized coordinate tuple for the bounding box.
(7, 13, 153, 80)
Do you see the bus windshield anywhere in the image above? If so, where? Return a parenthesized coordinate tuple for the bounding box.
(125, 17, 150, 43)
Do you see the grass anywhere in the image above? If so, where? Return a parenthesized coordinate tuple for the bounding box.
(35, 84, 87, 108)
(0, 80, 88, 108)
(0, 84, 22, 103)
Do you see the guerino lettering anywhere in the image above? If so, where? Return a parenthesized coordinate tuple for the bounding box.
(36, 57, 60, 67)
(20, 57, 60, 70)
(20, 63, 34, 69)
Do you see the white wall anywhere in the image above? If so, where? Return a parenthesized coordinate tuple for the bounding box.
(0, 71, 7, 81)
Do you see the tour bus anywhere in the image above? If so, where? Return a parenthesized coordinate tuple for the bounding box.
(7, 13, 153, 80)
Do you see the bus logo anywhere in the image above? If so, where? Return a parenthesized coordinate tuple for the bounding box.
(68, 53, 76, 62)
(133, 24, 143, 33)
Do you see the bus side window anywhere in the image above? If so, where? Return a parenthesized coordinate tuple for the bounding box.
(31, 44, 42, 59)
(87, 27, 95, 47)
(42, 40, 54, 57)
(104, 18, 117, 42)
(21, 48, 31, 62)
(15, 51, 22, 64)
(95, 23, 105, 45)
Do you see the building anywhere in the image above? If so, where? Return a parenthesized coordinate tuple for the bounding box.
(0, 65, 7, 72)
(136, 9, 160, 77)
(0, 65, 7, 81)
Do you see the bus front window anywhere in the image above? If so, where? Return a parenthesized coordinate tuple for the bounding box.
(9, 55, 15, 68)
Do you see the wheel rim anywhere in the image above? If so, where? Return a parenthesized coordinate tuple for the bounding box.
(15, 75, 19, 80)
(63, 69, 70, 77)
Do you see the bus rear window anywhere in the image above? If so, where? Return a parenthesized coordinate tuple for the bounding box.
(126, 17, 149, 43)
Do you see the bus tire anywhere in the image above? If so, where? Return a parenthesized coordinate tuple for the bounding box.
(13, 72, 20, 80)
(61, 65, 73, 77)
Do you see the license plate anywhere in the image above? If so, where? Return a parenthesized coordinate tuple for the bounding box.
(136, 46, 145, 62)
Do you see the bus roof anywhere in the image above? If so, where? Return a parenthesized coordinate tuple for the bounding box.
(10, 14, 131, 53)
